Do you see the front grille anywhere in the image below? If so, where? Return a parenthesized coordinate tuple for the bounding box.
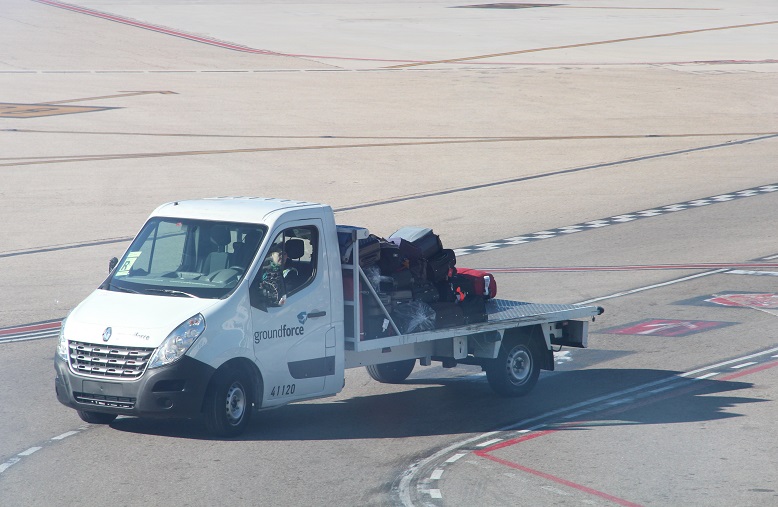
(68, 341, 155, 380)
(74, 392, 136, 409)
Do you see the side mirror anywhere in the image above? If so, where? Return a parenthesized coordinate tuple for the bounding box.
(108, 257, 118, 274)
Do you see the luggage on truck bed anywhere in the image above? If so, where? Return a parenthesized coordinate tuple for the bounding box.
(378, 240, 403, 274)
(338, 230, 381, 267)
(426, 248, 456, 283)
(389, 227, 443, 260)
(452, 268, 497, 299)
(429, 302, 465, 329)
(411, 280, 440, 305)
(459, 295, 488, 324)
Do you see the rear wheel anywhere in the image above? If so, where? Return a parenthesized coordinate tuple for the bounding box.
(366, 359, 416, 384)
(204, 368, 253, 437)
(77, 410, 117, 424)
(486, 338, 541, 397)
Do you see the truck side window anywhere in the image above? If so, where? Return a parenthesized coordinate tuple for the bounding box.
(253, 226, 319, 306)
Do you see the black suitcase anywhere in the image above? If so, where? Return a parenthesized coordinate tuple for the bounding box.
(429, 302, 465, 329)
(390, 268, 413, 290)
(459, 295, 488, 324)
(390, 227, 443, 259)
(426, 249, 456, 282)
(412, 281, 440, 304)
(435, 280, 457, 303)
(378, 240, 403, 274)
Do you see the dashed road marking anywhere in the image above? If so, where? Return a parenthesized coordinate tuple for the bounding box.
(456, 182, 778, 258)
(445, 453, 467, 464)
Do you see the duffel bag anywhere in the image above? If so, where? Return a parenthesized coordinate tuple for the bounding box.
(453, 268, 497, 299)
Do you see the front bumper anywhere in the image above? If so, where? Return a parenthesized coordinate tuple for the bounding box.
(55, 354, 215, 419)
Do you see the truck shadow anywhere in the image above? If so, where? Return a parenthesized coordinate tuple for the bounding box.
(109, 367, 766, 441)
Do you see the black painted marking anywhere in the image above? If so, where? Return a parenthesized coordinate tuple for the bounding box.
(455, 184, 778, 257)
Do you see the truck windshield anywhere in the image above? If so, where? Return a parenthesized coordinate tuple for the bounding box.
(103, 217, 267, 299)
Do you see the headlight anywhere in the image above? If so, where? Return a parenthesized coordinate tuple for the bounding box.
(56, 316, 69, 361)
(148, 314, 206, 369)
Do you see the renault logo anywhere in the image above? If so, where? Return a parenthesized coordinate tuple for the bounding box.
(102, 327, 112, 342)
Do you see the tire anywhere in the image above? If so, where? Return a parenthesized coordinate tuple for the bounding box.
(365, 359, 416, 384)
(203, 368, 253, 437)
(486, 338, 541, 397)
(77, 410, 117, 424)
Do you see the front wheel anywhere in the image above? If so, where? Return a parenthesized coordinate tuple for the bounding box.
(486, 339, 541, 397)
(203, 368, 253, 437)
(366, 359, 416, 384)
(77, 410, 117, 424)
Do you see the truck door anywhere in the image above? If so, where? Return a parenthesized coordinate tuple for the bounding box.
(249, 220, 334, 405)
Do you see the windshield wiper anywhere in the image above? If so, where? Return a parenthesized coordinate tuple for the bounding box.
(107, 283, 141, 294)
(144, 288, 199, 298)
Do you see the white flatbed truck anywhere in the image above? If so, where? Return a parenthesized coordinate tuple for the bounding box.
(55, 198, 603, 436)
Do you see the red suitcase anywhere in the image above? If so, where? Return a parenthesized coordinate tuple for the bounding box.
(453, 268, 497, 299)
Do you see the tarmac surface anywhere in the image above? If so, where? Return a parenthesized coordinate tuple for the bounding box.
(1, 1, 777, 506)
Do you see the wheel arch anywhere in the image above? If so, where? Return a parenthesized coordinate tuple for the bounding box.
(503, 324, 554, 371)
(203, 357, 264, 412)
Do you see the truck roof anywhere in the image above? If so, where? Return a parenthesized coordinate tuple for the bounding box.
(151, 197, 327, 224)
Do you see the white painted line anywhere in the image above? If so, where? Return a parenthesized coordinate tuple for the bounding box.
(562, 410, 591, 420)
(0, 458, 21, 474)
(577, 269, 727, 304)
(726, 270, 778, 277)
(476, 438, 503, 448)
(731, 362, 758, 369)
(517, 429, 530, 434)
(51, 431, 79, 441)
(681, 347, 778, 377)
(762, 253, 778, 260)
(445, 453, 467, 463)
(430, 469, 444, 480)
(17, 447, 42, 457)
(695, 372, 720, 380)
(649, 384, 680, 394)
(429, 489, 442, 499)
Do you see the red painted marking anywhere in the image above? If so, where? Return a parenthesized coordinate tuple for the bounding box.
(0, 321, 61, 336)
(487, 263, 778, 273)
(720, 359, 778, 381)
(603, 319, 733, 337)
(705, 293, 778, 309)
(476, 448, 643, 507)
(30, 1, 778, 67)
(471, 356, 778, 506)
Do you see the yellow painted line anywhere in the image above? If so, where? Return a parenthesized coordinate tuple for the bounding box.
(388, 20, 778, 69)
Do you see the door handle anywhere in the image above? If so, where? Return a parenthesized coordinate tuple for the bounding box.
(307, 311, 327, 318)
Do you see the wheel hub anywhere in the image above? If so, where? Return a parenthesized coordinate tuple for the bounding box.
(507, 348, 531, 384)
(225, 382, 246, 424)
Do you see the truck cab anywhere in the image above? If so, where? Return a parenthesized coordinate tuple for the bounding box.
(55, 197, 346, 436)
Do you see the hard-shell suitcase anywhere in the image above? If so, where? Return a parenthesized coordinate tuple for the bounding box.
(453, 268, 497, 299)
(426, 249, 456, 282)
(390, 227, 443, 259)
